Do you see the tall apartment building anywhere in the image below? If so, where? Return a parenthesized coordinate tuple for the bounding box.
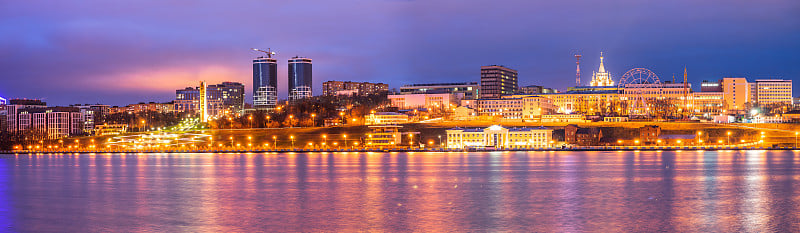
(399, 82, 479, 99)
(253, 55, 278, 110)
(751, 79, 792, 106)
(480, 65, 518, 99)
(323, 81, 388, 96)
(721, 77, 750, 113)
(288, 57, 313, 101)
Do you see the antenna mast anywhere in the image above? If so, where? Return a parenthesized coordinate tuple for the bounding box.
(575, 54, 582, 86)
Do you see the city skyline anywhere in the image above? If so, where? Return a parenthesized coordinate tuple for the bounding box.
(1, 0, 798, 106)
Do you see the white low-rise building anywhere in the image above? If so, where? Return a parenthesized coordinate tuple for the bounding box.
(446, 125, 552, 149)
(365, 112, 409, 125)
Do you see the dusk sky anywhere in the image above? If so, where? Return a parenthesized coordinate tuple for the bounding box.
(1, 0, 798, 106)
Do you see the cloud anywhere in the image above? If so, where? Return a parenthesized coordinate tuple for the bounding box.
(0, 0, 798, 106)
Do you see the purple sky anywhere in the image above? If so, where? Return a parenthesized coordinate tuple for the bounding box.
(1, 0, 798, 106)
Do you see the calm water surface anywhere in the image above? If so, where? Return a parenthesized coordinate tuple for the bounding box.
(1, 151, 799, 232)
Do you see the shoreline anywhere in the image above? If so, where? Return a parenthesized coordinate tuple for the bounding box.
(2, 146, 798, 154)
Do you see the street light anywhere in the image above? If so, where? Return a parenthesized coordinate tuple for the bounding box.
(273, 135, 277, 149)
(290, 135, 295, 149)
(322, 135, 327, 147)
(697, 131, 702, 145)
(727, 131, 731, 145)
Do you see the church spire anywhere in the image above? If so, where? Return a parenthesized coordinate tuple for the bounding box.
(589, 52, 614, 87)
(598, 52, 606, 73)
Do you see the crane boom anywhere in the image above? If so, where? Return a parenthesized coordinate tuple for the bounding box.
(251, 48, 276, 58)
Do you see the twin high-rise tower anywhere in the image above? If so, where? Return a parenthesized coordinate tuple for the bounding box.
(288, 57, 313, 101)
(252, 49, 312, 110)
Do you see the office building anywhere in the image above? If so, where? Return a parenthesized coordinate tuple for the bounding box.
(323, 81, 388, 96)
(399, 82, 479, 99)
(253, 55, 278, 110)
(446, 125, 552, 149)
(751, 79, 792, 106)
(289, 56, 313, 101)
(480, 65, 518, 98)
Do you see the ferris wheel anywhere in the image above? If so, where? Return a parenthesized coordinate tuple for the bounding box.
(618, 68, 661, 115)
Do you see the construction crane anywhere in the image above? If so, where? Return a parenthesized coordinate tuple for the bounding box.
(251, 48, 275, 58)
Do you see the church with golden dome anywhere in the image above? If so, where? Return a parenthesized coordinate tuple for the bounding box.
(590, 52, 615, 86)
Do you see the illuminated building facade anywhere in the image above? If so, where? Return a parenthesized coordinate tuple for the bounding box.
(620, 83, 693, 116)
(365, 112, 409, 125)
(477, 96, 555, 119)
(388, 93, 455, 110)
(8, 106, 82, 139)
(366, 125, 402, 147)
(693, 92, 724, 115)
(751, 79, 792, 106)
(4, 99, 47, 133)
(536, 89, 620, 115)
(446, 125, 552, 149)
(721, 77, 750, 113)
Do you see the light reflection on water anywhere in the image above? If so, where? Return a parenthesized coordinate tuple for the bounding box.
(1, 151, 799, 232)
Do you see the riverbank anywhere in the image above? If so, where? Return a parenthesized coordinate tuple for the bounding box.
(4, 145, 799, 154)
